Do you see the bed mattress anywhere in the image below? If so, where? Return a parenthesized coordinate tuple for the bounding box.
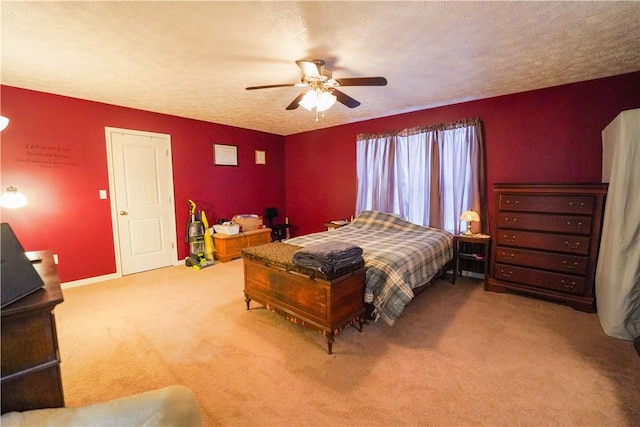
(286, 210, 453, 325)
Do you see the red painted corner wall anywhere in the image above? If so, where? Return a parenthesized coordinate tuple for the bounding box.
(2, 72, 638, 282)
(284, 72, 640, 236)
(0, 86, 285, 282)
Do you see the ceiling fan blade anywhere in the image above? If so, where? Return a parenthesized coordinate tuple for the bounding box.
(296, 60, 322, 78)
(245, 84, 295, 90)
(333, 89, 361, 108)
(335, 77, 387, 87)
(285, 92, 305, 110)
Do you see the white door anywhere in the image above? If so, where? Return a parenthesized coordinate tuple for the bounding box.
(106, 127, 177, 275)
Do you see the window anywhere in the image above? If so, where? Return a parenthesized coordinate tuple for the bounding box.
(356, 118, 485, 234)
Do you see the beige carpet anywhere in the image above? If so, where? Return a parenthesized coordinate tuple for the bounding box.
(55, 259, 640, 426)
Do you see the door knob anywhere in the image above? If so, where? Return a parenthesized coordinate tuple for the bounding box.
(119, 210, 128, 216)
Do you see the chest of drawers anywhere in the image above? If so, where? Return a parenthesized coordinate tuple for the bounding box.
(1, 251, 64, 414)
(487, 184, 607, 312)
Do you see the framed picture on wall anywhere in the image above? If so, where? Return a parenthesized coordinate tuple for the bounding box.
(214, 144, 238, 166)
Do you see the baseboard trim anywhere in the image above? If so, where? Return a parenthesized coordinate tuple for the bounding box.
(61, 258, 182, 289)
(61, 272, 121, 290)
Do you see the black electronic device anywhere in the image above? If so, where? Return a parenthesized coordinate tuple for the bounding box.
(1, 223, 44, 307)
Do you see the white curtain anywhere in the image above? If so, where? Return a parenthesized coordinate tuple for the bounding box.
(356, 118, 485, 235)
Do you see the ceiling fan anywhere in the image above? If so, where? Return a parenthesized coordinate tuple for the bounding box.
(245, 59, 387, 112)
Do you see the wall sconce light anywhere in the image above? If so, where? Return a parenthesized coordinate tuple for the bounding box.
(0, 186, 28, 209)
(0, 116, 9, 132)
(460, 210, 480, 235)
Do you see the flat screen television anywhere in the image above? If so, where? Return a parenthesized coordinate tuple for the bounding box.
(1, 223, 44, 307)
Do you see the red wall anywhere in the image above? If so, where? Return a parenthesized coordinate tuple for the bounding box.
(1, 86, 285, 282)
(2, 72, 638, 282)
(284, 72, 640, 236)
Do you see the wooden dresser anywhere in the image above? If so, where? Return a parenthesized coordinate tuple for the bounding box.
(1, 250, 65, 414)
(487, 184, 607, 312)
(213, 228, 271, 263)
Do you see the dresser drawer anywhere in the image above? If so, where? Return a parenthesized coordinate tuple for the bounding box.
(496, 230, 590, 255)
(224, 236, 248, 251)
(498, 194, 595, 214)
(1, 365, 64, 414)
(1, 311, 58, 377)
(494, 263, 586, 295)
(248, 233, 270, 246)
(494, 246, 588, 275)
(497, 212, 592, 235)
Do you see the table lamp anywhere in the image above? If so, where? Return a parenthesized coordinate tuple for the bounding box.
(460, 210, 480, 235)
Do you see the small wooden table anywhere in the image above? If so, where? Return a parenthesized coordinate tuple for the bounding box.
(453, 234, 491, 285)
(1, 250, 65, 414)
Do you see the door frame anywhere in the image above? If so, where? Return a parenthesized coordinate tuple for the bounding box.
(105, 126, 178, 277)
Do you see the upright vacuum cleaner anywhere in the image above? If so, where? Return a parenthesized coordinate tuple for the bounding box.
(185, 200, 215, 269)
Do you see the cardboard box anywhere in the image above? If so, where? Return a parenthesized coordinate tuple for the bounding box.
(232, 214, 263, 232)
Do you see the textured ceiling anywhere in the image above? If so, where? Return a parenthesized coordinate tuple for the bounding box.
(2, 1, 639, 136)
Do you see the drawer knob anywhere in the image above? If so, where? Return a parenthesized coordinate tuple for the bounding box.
(505, 217, 517, 224)
(506, 200, 519, 207)
(500, 268, 513, 278)
(566, 221, 583, 229)
(565, 241, 580, 249)
(502, 252, 515, 260)
(561, 279, 576, 289)
(504, 235, 516, 243)
(563, 261, 578, 270)
(568, 202, 585, 210)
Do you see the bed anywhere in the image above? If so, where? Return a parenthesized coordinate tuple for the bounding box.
(285, 210, 454, 325)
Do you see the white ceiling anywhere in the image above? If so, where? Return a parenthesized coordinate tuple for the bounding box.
(2, 1, 639, 136)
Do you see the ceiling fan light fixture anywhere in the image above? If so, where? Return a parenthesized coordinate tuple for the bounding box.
(247, 58, 387, 114)
(316, 91, 337, 112)
(298, 89, 337, 113)
(299, 90, 317, 111)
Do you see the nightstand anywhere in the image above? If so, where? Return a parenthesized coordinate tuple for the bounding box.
(454, 234, 491, 284)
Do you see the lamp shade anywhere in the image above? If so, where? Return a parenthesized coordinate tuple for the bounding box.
(298, 89, 337, 112)
(460, 210, 480, 235)
(0, 186, 28, 209)
(460, 210, 480, 222)
(0, 116, 9, 132)
(316, 91, 337, 112)
(299, 90, 317, 111)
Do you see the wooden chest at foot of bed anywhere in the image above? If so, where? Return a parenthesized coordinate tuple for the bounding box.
(242, 243, 366, 354)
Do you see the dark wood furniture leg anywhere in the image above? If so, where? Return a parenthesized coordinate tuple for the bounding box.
(326, 333, 335, 354)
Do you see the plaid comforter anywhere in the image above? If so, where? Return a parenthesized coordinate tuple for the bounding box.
(286, 211, 453, 325)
